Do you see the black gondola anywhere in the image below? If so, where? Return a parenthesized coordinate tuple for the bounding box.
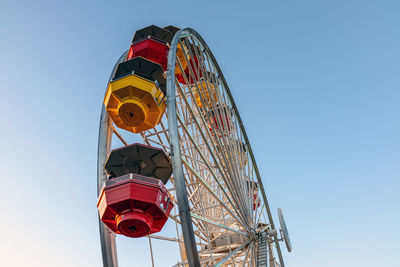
(132, 25, 172, 44)
(104, 143, 172, 184)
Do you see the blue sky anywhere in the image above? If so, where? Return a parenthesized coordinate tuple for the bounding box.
(0, 0, 399, 266)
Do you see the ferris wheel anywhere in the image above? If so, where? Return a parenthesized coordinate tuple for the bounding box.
(97, 25, 292, 267)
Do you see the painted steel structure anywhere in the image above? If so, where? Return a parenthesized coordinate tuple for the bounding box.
(97, 27, 289, 267)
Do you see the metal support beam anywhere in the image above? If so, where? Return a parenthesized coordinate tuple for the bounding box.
(167, 29, 201, 267)
(97, 51, 127, 267)
(97, 106, 118, 267)
(213, 239, 250, 267)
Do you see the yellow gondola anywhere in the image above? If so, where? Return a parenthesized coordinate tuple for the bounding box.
(193, 79, 218, 109)
(175, 43, 188, 74)
(104, 74, 166, 133)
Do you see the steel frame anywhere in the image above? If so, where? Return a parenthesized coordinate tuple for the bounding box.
(97, 28, 284, 267)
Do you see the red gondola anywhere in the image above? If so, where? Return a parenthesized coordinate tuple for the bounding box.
(127, 38, 169, 70)
(97, 174, 174, 238)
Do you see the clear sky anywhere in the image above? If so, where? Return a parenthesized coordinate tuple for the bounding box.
(0, 0, 399, 266)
